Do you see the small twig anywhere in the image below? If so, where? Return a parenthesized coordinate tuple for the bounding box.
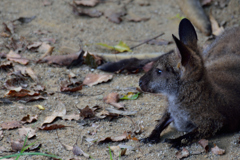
(130, 33, 164, 50)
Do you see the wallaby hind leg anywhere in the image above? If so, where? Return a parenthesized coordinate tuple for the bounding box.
(140, 112, 173, 143)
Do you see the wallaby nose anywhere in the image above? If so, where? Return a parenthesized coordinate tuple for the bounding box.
(139, 79, 142, 87)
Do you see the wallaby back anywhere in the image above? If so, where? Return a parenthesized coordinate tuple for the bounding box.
(139, 18, 240, 147)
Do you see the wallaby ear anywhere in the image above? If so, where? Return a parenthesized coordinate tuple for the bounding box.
(172, 34, 191, 67)
(179, 18, 198, 48)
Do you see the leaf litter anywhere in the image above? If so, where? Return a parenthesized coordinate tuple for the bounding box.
(103, 92, 125, 109)
(18, 126, 36, 139)
(83, 73, 113, 87)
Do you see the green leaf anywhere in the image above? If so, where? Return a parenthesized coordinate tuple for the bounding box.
(108, 146, 113, 160)
(120, 92, 140, 100)
(96, 41, 132, 53)
(114, 41, 132, 52)
(96, 43, 114, 50)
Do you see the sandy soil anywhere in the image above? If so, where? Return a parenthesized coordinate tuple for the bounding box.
(0, 0, 240, 159)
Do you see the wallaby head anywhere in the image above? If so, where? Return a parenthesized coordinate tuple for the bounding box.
(139, 19, 204, 95)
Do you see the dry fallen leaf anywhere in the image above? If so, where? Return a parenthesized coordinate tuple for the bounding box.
(41, 102, 66, 126)
(60, 80, 83, 92)
(38, 42, 54, 60)
(39, 52, 81, 66)
(176, 148, 190, 160)
(27, 42, 42, 50)
(79, 106, 95, 119)
(103, 92, 125, 109)
(83, 73, 113, 87)
(109, 146, 127, 156)
(74, 0, 99, 7)
(71, 3, 102, 18)
(0, 61, 13, 71)
(5, 88, 40, 97)
(18, 126, 36, 138)
(198, 139, 209, 152)
(62, 143, 74, 151)
(3, 22, 15, 34)
(7, 50, 29, 65)
(73, 144, 90, 158)
(11, 140, 24, 151)
(211, 144, 225, 155)
(104, 7, 127, 24)
(43, 0, 52, 6)
(21, 114, 38, 124)
(39, 124, 67, 130)
(98, 131, 128, 143)
(209, 10, 224, 36)
(1, 121, 22, 130)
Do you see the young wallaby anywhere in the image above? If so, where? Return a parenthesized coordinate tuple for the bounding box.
(139, 18, 240, 148)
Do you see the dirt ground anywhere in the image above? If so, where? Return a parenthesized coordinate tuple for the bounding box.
(0, 0, 240, 159)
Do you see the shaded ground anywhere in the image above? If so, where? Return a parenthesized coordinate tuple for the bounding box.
(0, 0, 240, 159)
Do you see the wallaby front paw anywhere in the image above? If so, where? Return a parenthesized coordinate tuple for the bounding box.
(164, 138, 182, 149)
(140, 136, 161, 144)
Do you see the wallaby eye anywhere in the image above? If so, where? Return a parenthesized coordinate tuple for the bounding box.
(156, 69, 162, 75)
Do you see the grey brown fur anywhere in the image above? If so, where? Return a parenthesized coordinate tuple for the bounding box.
(139, 18, 240, 148)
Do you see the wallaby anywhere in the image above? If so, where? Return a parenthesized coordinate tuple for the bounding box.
(139, 18, 240, 148)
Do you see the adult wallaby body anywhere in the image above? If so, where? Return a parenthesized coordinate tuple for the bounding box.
(139, 18, 240, 148)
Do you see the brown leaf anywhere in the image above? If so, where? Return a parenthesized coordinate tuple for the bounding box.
(3, 22, 15, 34)
(62, 143, 73, 151)
(98, 131, 128, 143)
(176, 148, 190, 160)
(103, 92, 125, 109)
(39, 52, 81, 66)
(0, 61, 13, 71)
(209, 10, 224, 36)
(83, 73, 113, 87)
(0, 31, 10, 37)
(1, 121, 22, 130)
(60, 81, 83, 92)
(5, 88, 40, 97)
(39, 124, 67, 130)
(27, 42, 42, 50)
(74, 0, 99, 7)
(38, 42, 54, 60)
(25, 67, 38, 81)
(109, 146, 126, 156)
(79, 106, 95, 118)
(11, 140, 24, 151)
(18, 126, 36, 138)
(7, 50, 29, 65)
(72, 144, 90, 158)
(17, 95, 47, 103)
(41, 102, 66, 126)
(198, 139, 209, 152)
(211, 144, 225, 155)
(21, 114, 38, 124)
(104, 7, 127, 24)
(71, 3, 102, 18)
